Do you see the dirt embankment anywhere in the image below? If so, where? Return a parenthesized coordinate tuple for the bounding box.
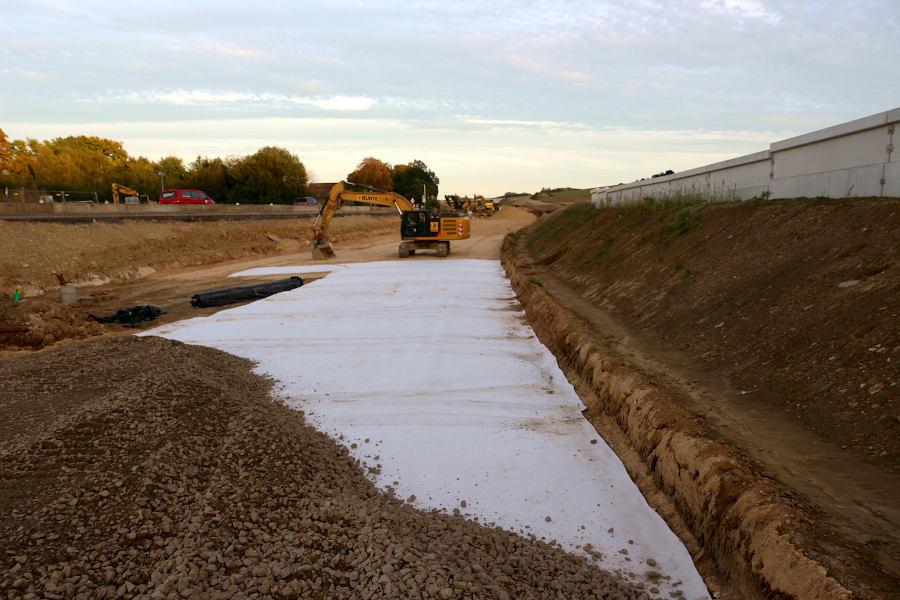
(0, 336, 660, 600)
(522, 199, 898, 467)
(504, 197, 899, 600)
(1, 216, 396, 296)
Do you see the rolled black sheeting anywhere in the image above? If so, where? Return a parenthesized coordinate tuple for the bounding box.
(90, 305, 164, 328)
(191, 276, 304, 308)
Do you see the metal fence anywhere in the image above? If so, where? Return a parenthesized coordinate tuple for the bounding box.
(2, 188, 99, 203)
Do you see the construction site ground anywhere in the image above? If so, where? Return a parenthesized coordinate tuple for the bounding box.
(1, 207, 707, 600)
(0, 336, 663, 600)
(1, 199, 896, 599)
(0, 212, 522, 352)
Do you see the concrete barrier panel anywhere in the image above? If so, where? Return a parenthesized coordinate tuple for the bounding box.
(593, 107, 899, 204)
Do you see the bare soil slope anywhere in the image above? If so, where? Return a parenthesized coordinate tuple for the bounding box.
(524, 199, 898, 465)
(515, 197, 899, 597)
(1, 216, 396, 295)
(0, 336, 656, 600)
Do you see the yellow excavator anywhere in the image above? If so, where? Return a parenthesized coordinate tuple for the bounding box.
(311, 181, 471, 259)
(444, 194, 469, 211)
(111, 183, 149, 206)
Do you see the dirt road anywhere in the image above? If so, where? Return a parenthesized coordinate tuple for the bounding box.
(0, 209, 535, 352)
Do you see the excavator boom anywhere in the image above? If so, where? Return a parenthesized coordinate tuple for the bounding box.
(111, 183, 145, 206)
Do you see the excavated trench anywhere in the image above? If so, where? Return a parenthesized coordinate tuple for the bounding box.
(502, 235, 854, 600)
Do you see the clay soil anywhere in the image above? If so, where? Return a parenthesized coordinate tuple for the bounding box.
(515, 197, 899, 598)
(0, 216, 397, 296)
(0, 209, 533, 353)
(0, 335, 660, 600)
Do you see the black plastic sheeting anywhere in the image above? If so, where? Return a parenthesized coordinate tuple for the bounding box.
(90, 305, 165, 328)
(191, 276, 304, 308)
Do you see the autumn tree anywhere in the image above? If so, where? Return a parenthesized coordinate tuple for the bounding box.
(0, 132, 313, 205)
(0, 128, 10, 172)
(155, 155, 188, 189)
(347, 157, 393, 190)
(186, 156, 230, 202)
(392, 159, 439, 203)
(228, 146, 308, 204)
(116, 156, 162, 196)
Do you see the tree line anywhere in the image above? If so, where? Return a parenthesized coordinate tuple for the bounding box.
(0, 129, 308, 204)
(0, 128, 442, 206)
(346, 157, 440, 206)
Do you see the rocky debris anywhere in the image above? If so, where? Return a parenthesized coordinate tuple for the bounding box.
(0, 336, 664, 600)
(0, 298, 108, 351)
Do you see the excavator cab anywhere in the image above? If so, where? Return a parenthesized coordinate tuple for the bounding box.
(398, 210, 468, 257)
(400, 211, 440, 237)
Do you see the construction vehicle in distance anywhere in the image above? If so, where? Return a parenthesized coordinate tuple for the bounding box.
(312, 181, 471, 259)
(478, 195, 496, 217)
(444, 194, 468, 211)
(111, 183, 150, 206)
(444, 194, 497, 216)
(471, 195, 496, 217)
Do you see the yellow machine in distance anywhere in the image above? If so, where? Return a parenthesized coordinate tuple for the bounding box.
(111, 183, 149, 206)
(311, 181, 471, 259)
(475, 195, 496, 217)
(443, 194, 495, 217)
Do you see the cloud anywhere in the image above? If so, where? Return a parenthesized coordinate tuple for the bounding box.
(456, 116, 588, 130)
(699, 0, 781, 23)
(560, 69, 593, 84)
(84, 89, 377, 111)
(507, 54, 594, 85)
(214, 44, 268, 59)
(17, 69, 49, 81)
(507, 54, 545, 75)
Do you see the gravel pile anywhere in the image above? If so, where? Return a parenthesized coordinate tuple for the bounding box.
(0, 336, 666, 599)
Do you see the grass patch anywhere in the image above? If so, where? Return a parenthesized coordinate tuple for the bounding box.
(664, 207, 697, 237)
(576, 237, 616, 270)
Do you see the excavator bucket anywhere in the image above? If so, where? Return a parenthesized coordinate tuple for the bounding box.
(312, 241, 336, 260)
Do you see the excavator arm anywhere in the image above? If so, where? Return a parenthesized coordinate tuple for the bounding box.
(311, 181, 415, 258)
(111, 183, 143, 206)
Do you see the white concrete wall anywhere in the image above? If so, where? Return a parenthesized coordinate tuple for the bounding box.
(592, 107, 899, 206)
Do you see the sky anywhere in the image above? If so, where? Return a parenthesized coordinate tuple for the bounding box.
(1, 0, 898, 196)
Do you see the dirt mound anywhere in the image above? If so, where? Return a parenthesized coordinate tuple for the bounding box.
(0, 336, 665, 600)
(0, 296, 113, 352)
(0, 216, 396, 296)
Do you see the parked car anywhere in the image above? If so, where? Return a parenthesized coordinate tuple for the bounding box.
(159, 189, 216, 205)
(294, 196, 318, 206)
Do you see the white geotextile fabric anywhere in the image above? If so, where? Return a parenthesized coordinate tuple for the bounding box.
(144, 259, 709, 599)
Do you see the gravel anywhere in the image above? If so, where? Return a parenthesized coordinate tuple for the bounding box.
(0, 336, 664, 599)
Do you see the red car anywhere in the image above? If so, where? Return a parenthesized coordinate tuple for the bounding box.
(159, 189, 216, 205)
